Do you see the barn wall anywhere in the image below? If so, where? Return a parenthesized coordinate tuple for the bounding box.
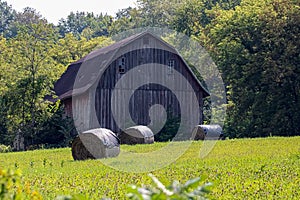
(99, 48, 202, 92)
(71, 92, 91, 133)
(95, 88, 202, 133)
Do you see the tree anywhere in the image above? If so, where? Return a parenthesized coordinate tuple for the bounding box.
(3, 9, 62, 146)
(202, 0, 300, 137)
(110, 0, 183, 34)
(109, 7, 140, 35)
(0, 0, 16, 38)
(57, 11, 113, 38)
(170, 0, 242, 37)
(135, 0, 178, 27)
(36, 101, 74, 147)
(6, 7, 47, 38)
(15, 7, 46, 25)
(0, 4, 116, 148)
(54, 33, 113, 67)
(0, 36, 12, 144)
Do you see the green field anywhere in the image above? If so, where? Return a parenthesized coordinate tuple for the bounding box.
(1, 137, 300, 199)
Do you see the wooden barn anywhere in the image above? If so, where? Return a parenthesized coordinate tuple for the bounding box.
(54, 31, 209, 136)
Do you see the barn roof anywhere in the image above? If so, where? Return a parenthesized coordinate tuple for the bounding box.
(54, 31, 209, 100)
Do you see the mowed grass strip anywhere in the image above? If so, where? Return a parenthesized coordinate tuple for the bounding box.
(0, 137, 299, 199)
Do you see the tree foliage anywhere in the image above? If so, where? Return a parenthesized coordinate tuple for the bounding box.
(0, 0, 16, 37)
(202, 0, 300, 137)
(57, 12, 113, 38)
(171, 0, 242, 36)
(0, 4, 113, 148)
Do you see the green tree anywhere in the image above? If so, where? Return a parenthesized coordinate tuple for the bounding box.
(203, 0, 300, 137)
(110, 0, 182, 34)
(171, 0, 241, 37)
(55, 33, 113, 67)
(58, 11, 113, 38)
(0, 36, 10, 93)
(0, 5, 115, 148)
(6, 7, 47, 38)
(36, 101, 74, 147)
(0, 0, 16, 38)
(0, 36, 12, 144)
(109, 7, 140, 35)
(15, 7, 46, 25)
(3, 10, 62, 146)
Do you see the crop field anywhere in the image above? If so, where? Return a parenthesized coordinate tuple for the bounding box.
(0, 137, 300, 199)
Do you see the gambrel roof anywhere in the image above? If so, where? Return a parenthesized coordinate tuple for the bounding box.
(54, 31, 209, 100)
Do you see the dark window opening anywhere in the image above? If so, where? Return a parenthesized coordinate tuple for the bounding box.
(168, 59, 175, 74)
(118, 56, 126, 74)
(119, 65, 125, 73)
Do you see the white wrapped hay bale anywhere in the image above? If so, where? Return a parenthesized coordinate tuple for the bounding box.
(118, 125, 154, 145)
(72, 128, 120, 160)
(192, 125, 223, 140)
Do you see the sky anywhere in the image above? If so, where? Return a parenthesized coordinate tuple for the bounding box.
(5, 0, 137, 24)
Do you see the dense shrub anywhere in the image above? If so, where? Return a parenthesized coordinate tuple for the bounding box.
(0, 144, 11, 153)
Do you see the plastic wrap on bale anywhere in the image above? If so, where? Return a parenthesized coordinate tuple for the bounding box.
(192, 125, 223, 140)
(72, 128, 120, 160)
(118, 125, 154, 145)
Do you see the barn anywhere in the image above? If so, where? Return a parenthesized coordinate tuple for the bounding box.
(54, 31, 209, 137)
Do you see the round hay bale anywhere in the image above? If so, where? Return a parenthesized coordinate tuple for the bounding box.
(191, 125, 223, 140)
(71, 136, 94, 160)
(118, 126, 154, 145)
(71, 128, 120, 160)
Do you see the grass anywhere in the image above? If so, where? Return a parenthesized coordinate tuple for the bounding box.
(0, 137, 300, 199)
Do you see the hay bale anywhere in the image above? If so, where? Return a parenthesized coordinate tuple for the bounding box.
(118, 126, 154, 145)
(71, 128, 120, 160)
(191, 125, 223, 140)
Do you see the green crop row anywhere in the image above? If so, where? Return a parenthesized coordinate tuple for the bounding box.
(0, 137, 299, 199)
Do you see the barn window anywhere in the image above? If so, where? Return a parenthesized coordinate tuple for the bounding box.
(118, 56, 126, 74)
(168, 59, 175, 74)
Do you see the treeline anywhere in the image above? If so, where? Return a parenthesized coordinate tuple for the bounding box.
(0, 2, 114, 147)
(0, 0, 299, 148)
